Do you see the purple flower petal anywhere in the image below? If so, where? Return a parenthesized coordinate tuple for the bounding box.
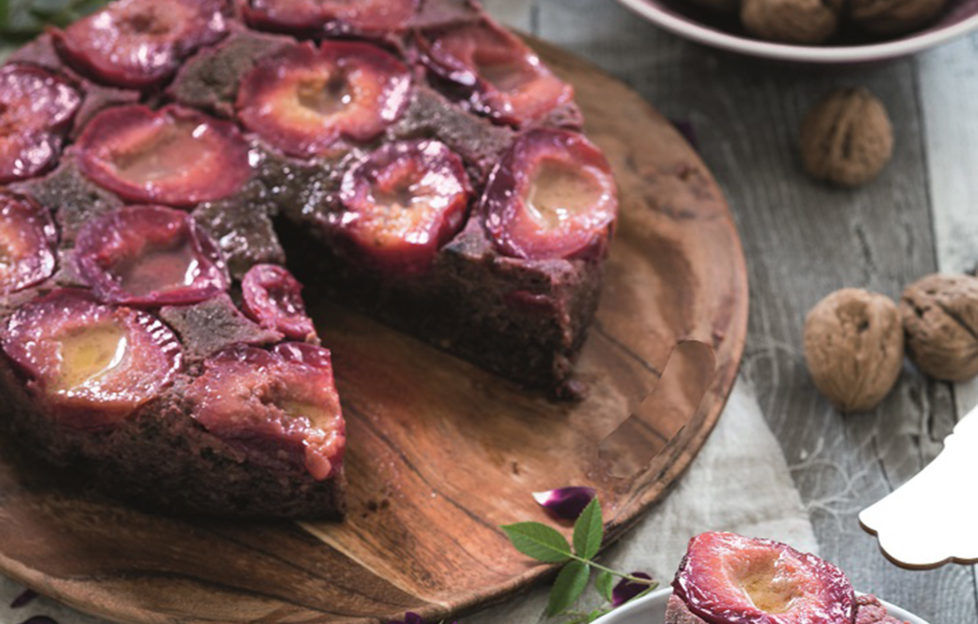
(612, 572, 654, 607)
(532, 486, 596, 521)
(10, 589, 37, 609)
(388, 612, 424, 624)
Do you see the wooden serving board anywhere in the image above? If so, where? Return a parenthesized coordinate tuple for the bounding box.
(0, 39, 748, 624)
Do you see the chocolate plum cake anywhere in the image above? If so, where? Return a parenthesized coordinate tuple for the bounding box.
(667, 532, 909, 624)
(0, 0, 618, 517)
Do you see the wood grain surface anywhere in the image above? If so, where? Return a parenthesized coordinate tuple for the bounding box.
(481, 1, 978, 622)
(0, 38, 748, 624)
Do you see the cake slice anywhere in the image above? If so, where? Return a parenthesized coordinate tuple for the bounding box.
(667, 532, 909, 624)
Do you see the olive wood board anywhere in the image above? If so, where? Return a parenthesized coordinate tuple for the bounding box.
(0, 38, 749, 624)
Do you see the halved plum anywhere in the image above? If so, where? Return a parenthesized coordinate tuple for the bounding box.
(241, 264, 316, 340)
(1, 289, 182, 429)
(73, 205, 229, 306)
(236, 41, 411, 158)
(242, 0, 416, 36)
(75, 104, 251, 207)
(52, 0, 228, 88)
(335, 139, 470, 274)
(187, 342, 345, 481)
(481, 128, 616, 261)
(672, 532, 856, 624)
(418, 18, 573, 126)
(0, 63, 81, 183)
(0, 191, 58, 295)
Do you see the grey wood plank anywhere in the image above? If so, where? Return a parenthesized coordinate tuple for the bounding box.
(490, 0, 978, 621)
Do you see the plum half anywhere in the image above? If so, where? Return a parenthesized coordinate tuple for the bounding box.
(0, 63, 81, 184)
(481, 128, 616, 261)
(73, 205, 229, 306)
(672, 532, 856, 624)
(335, 139, 470, 274)
(236, 41, 411, 158)
(0, 191, 58, 295)
(187, 342, 345, 481)
(75, 104, 251, 207)
(242, 0, 416, 37)
(1, 289, 182, 429)
(418, 18, 573, 126)
(241, 264, 316, 341)
(52, 0, 228, 88)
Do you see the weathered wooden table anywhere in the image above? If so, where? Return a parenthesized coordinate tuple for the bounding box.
(482, 1, 978, 622)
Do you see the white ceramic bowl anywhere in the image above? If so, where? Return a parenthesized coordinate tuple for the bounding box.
(594, 587, 929, 624)
(616, 0, 978, 63)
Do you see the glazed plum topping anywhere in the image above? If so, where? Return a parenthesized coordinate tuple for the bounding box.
(241, 264, 316, 340)
(420, 19, 573, 125)
(74, 205, 228, 306)
(482, 129, 616, 261)
(0, 191, 57, 295)
(187, 342, 345, 480)
(236, 41, 411, 158)
(672, 532, 856, 624)
(0, 64, 81, 183)
(243, 0, 416, 36)
(336, 140, 470, 274)
(1, 289, 182, 428)
(75, 105, 251, 207)
(52, 0, 228, 88)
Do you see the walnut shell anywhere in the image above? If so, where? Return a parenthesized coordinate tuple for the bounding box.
(849, 0, 947, 36)
(804, 288, 904, 413)
(900, 274, 978, 382)
(741, 0, 840, 44)
(800, 88, 894, 188)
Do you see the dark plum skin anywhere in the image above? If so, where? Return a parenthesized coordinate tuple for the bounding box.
(187, 342, 345, 481)
(52, 0, 228, 88)
(481, 128, 617, 261)
(0, 191, 58, 295)
(672, 532, 857, 624)
(1, 289, 182, 429)
(73, 205, 229, 306)
(418, 18, 573, 126)
(0, 63, 82, 184)
(335, 139, 470, 274)
(241, 264, 316, 340)
(74, 104, 252, 207)
(236, 40, 411, 158)
(241, 0, 416, 37)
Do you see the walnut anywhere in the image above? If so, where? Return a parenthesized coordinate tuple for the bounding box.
(741, 0, 841, 44)
(849, 0, 946, 36)
(804, 288, 904, 413)
(800, 88, 894, 188)
(900, 274, 978, 382)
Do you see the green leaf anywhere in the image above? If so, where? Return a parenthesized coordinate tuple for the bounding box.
(594, 569, 614, 603)
(501, 522, 572, 563)
(545, 560, 590, 616)
(572, 497, 603, 559)
(586, 608, 611, 622)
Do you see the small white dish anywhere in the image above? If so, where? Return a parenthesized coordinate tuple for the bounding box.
(593, 587, 928, 624)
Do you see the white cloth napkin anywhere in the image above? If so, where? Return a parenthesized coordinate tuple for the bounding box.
(0, 377, 816, 624)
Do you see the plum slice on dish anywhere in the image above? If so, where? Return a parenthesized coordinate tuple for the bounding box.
(1, 289, 182, 429)
(186, 342, 345, 481)
(52, 0, 228, 89)
(241, 264, 316, 341)
(0, 191, 58, 295)
(671, 532, 856, 624)
(242, 0, 416, 37)
(0, 63, 81, 184)
(334, 139, 470, 274)
(418, 18, 573, 126)
(75, 104, 251, 207)
(236, 41, 411, 158)
(73, 205, 229, 306)
(481, 128, 616, 261)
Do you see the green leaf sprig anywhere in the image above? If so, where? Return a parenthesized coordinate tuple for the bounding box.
(501, 498, 658, 623)
(0, 0, 107, 39)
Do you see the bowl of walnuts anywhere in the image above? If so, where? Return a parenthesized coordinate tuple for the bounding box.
(616, 0, 978, 63)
